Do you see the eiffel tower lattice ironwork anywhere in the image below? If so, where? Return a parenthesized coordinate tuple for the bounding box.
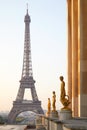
(8, 7, 44, 123)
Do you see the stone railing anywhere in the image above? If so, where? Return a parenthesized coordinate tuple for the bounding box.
(36, 115, 63, 130)
(36, 115, 87, 130)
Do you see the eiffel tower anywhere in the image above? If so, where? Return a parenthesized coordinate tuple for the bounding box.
(8, 7, 44, 123)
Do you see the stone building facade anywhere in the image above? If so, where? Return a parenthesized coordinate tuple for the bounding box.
(67, 0, 87, 117)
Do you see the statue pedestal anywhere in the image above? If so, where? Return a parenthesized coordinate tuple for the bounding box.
(46, 112, 50, 117)
(50, 111, 58, 118)
(59, 110, 72, 120)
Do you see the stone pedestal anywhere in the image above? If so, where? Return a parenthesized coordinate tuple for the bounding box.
(50, 111, 58, 118)
(46, 112, 50, 117)
(59, 110, 72, 120)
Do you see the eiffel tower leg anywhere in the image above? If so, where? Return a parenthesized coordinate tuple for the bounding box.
(8, 107, 18, 123)
(16, 86, 25, 101)
(37, 107, 44, 114)
(31, 86, 38, 101)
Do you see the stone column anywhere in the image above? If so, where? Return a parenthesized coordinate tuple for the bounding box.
(71, 0, 78, 116)
(67, 0, 72, 109)
(67, 0, 87, 117)
(78, 0, 80, 117)
(67, 0, 79, 116)
(80, 0, 87, 117)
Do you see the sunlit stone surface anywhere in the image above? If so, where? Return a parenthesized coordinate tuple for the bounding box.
(67, 0, 87, 117)
(0, 125, 26, 130)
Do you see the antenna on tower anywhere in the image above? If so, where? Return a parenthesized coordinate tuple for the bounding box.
(27, 3, 28, 14)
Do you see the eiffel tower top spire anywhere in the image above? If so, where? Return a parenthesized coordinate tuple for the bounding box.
(21, 5, 32, 78)
(27, 3, 28, 14)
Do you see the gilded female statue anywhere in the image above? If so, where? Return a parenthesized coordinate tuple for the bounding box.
(47, 98, 51, 113)
(52, 91, 56, 111)
(59, 76, 70, 110)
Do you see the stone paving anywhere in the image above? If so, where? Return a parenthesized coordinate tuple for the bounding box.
(0, 125, 46, 130)
(0, 125, 27, 130)
(62, 118, 87, 130)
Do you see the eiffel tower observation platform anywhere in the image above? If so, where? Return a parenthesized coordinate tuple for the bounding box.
(12, 100, 43, 114)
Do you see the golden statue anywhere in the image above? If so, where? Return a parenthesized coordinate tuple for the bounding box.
(59, 76, 71, 110)
(46, 98, 51, 117)
(52, 91, 56, 111)
(49, 91, 58, 118)
(47, 98, 51, 113)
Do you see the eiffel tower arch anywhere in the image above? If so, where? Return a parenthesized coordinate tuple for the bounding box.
(8, 6, 44, 123)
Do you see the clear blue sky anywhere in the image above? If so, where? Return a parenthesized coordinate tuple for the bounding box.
(0, 0, 67, 111)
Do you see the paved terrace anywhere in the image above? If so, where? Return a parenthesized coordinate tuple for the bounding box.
(63, 118, 87, 130)
(0, 125, 26, 130)
(0, 124, 46, 130)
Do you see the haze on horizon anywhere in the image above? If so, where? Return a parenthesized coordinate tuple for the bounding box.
(0, 0, 67, 112)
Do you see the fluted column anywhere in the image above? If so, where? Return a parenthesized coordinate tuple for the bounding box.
(72, 0, 78, 116)
(67, 0, 87, 117)
(80, 0, 87, 117)
(67, 0, 72, 109)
